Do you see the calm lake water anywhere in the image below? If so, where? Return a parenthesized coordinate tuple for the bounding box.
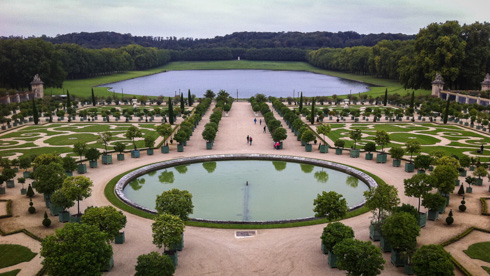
(123, 160, 368, 222)
(102, 70, 369, 98)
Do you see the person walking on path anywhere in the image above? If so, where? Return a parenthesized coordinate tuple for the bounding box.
(263, 126, 266, 133)
(247, 135, 250, 143)
(250, 137, 253, 145)
(254, 118, 257, 124)
(260, 119, 262, 125)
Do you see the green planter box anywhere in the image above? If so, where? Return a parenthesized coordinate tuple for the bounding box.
(405, 163, 415, 172)
(77, 163, 87, 174)
(177, 144, 184, 152)
(335, 148, 343, 155)
(365, 153, 373, 160)
(117, 154, 125, 161)
(65, 171, 73, 177)
(89, 160, 98, 168)
(459, 170, 466, 177)
(206, 142, 213, 150)
(469, 165, 475, 171)
(305, 144, 312, 152)
(380, 236, 392, 252)
(428, 209, 439, 220)
(377, 153, 387, 163)
(350, 149, 360, 158)
(102, 154, 113, 164)
(369, 223, 381, 241)
(21, 188, 27, 195)
(183, 141, 187, 146)
(466, 186, 472, 193)
(393, 159, 401, 167)
(49, 204, 64, 216)
(417, 170, 425, 174)
(70, 215, 82, 223)
(321, 243, 328, 254)
(418, 212, 427, 228)
(147, 148, 154, 155)
(438, 204, 446, 214)
(391, 250, 406, 267)
(327, 251, 338, 268)
(474, 178, 483, 186)
(0, 187, 5, 194)
(455, 179, 460, 186)
(102, 255, 114, 272)
(59, 211, 71, 223)
(161, 146, 169, 153)
(164, 251, 178, 268)
(301, 140, 306, 146)
(170, 239, 184, 252)
(6, 180, 14, 188)
(115, 231, 125, 244)
(131, 150, 140, 158)
(319, 144, 328, 153)
(404, 263, 414, 275)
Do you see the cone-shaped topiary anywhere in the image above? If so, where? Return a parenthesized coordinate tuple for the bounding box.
(28, 198, 36, 214)
(457, 185, 464, 195)
(446, 209, 454, 225)
(459, 196, 466, 212)
(26, 184, 35, 198)
(42, 211, 51, 227)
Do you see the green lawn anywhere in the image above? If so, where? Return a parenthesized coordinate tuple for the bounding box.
(483, 266, 490, 274)
(46, 60, 430, 99)
(0, 269, 21, 276)
(464, 242, 490, 263)
(0, 244, 37, 269)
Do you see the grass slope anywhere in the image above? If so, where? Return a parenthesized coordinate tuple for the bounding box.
(47, 61, 430, 99)
(0, 244, 37, 269)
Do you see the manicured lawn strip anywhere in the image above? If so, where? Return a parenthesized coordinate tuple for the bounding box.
(420, 146, 489, 161)
(104, 159, 382, 229)
(389, 133, 441, 145)
(54, 125, 112, 132)
(371, 124, 430, 132)
(0, 143, 36, 149)
(0, 147, 74, 158)
(0, 244, 37, 269)
(0, 269, 21, 276)
(483, 266, 490, 274)
(448, 142, 481, 148)
(44, 134, 100, 145)
(463, 242, 490, 263)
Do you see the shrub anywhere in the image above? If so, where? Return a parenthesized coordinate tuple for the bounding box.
(42, 211, 51, 227)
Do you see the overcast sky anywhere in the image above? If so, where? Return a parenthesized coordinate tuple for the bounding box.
(1, 0, 488, 38)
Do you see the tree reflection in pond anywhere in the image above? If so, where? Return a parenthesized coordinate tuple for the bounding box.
(129, 178, 145, 190)
(158, 170, 175, 184)
(272, 161, 287, 171)
(346, 175, 358, 188)
(175, 165, 188, 174)
(314, 170, 329, 183)
(300, 164, 314, 173)
(202, 162, 217, 173)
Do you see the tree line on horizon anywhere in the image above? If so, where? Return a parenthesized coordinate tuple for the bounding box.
(2, 31, 414, 50)
(0, 21, 488, 91)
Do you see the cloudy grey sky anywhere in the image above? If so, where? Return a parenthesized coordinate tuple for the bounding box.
(0, 0, 488, 38)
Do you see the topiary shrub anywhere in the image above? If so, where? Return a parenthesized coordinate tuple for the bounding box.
(26, 184, 35, 198)
(459, 196, 466, 212)
(28, 198, 36, 214)
(446, 209, 454, 225)
(42, 211, 51, 227)
(457, 185, 464, 195)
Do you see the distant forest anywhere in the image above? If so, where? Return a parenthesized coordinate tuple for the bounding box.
(1, 21, 489, 91)
(32, 31, 415, 50)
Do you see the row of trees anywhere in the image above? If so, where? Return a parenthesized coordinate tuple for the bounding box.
(308, 21, 490, 90)
(0, 39, 172, 88)
(33, 30, 414, 50)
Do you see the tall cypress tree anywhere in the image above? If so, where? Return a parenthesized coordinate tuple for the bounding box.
(410, 91, 415, 110)
(66, 90, 71, 108)
(443, 98, 450, 124)
(180, 93, 185, 111)
(383, 89, 388, 106)
(188, 89, 192, 106)
(91, 88, 96, 106)
(299, 92, 303, 113)
(310, 97, 316, 125)
(168, 97, 174, 125)
(32, 98, 39, 125)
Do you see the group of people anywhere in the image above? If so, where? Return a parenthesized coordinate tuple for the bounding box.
(273, 142, 281, 149)
(246, 135, 253, 145)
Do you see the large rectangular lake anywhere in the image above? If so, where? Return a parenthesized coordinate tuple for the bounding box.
(101, 70, 369, 98)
